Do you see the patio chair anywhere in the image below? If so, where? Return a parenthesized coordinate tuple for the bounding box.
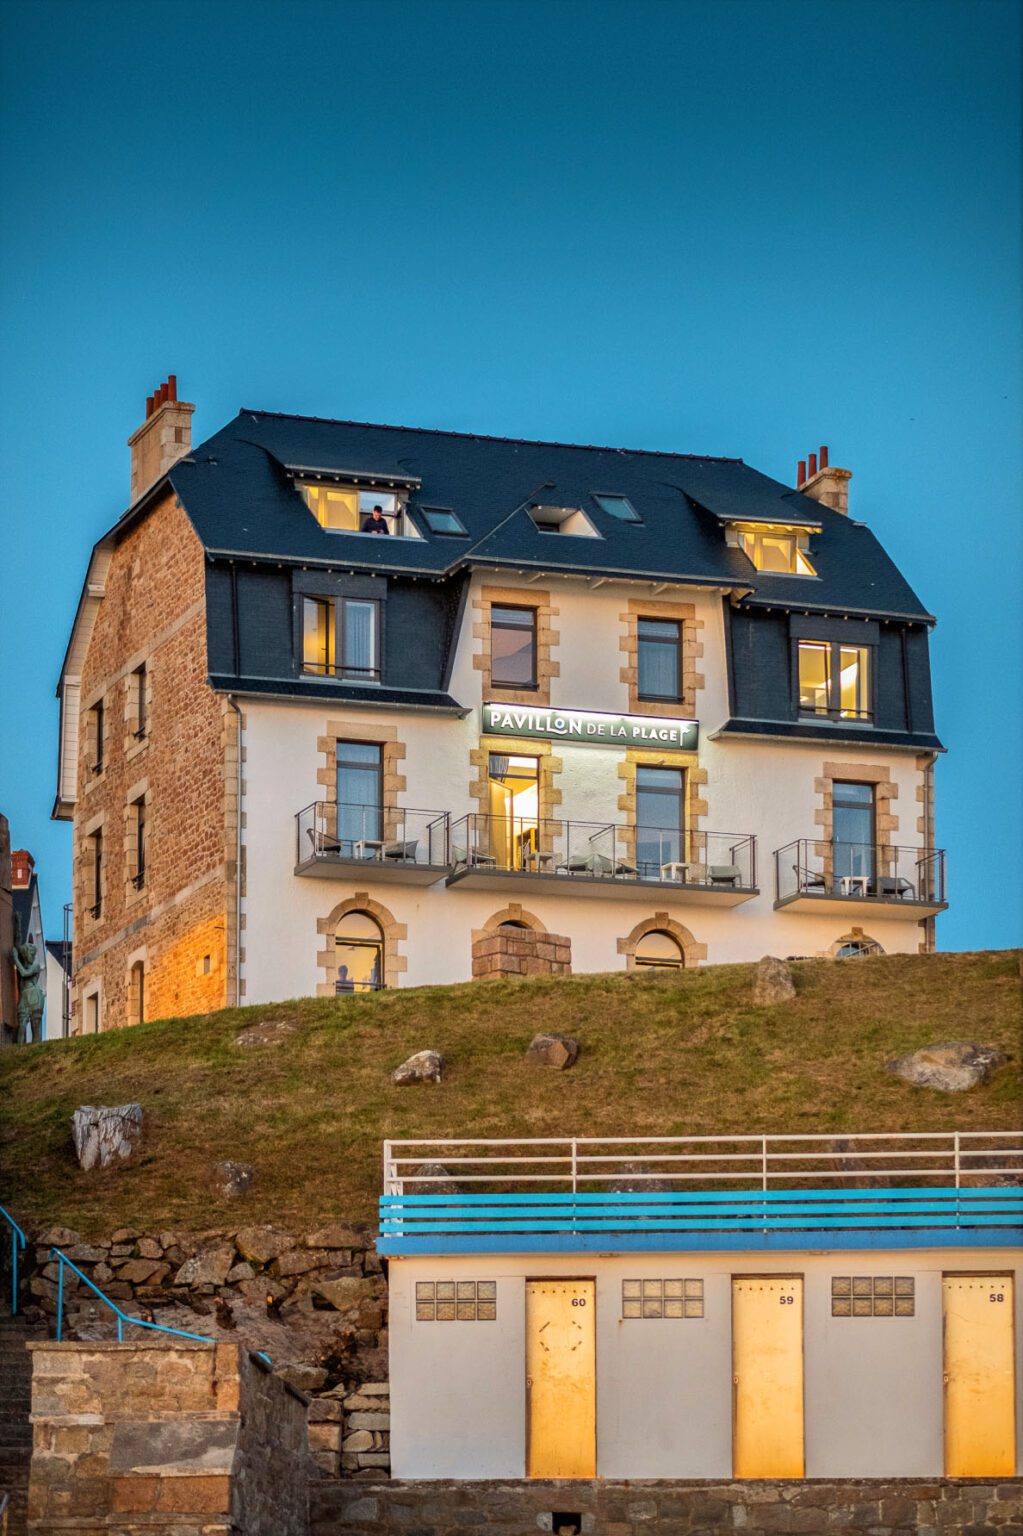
(384, 838, 419, 864)
(877, 874, 915, 900)
(308, 827, 343, 857)
(709, 864, 742, 888)
(795, 862, 827, 893)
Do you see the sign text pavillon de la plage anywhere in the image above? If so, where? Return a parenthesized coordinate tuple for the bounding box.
(482, 703, 699, 751)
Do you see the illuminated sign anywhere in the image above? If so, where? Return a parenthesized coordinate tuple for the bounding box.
(482, 703, 698, 751)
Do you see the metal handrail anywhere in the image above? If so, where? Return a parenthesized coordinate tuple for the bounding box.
(50, 1248, 213, 1346)
(0, 1203, 26, 1314)
(383, 1131, 1021, 1196)
(1, 1489, 9, 1536)
(296, 801, 451, 866)
(774, 838, 946, 904)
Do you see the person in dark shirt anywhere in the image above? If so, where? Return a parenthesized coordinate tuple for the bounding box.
(361, 504, 390, 534)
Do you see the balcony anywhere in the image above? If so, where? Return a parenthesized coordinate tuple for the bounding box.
(774, 840, 947, 918)
(446, 815, 757, 904)
(295, 802, 451, 884)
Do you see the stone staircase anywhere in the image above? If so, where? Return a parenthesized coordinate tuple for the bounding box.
(0, 1304, 44, 1536)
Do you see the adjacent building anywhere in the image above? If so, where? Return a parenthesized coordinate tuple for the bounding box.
(54, 380, 946, 1031)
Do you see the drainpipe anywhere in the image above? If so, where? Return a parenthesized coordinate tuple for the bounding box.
(227, 695, 244, 1006)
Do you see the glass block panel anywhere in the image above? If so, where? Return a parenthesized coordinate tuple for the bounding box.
(895, 1297, 915, 1317)
(873, 1297, 893, 1317)
(684, 1298, 704, 1319)
(642, 1298, 663, 1318)
(664, 1298, 684, 1318)
(832, 1276, 851, 1297)
(436, 1281, 456, 1300)
(852, 1277, 873, 1297)
(457, 1281, 477, 1300)
(642, 1279, 662, 1297)
(852, 1297, 872, 1317)
(415, 1302, 435, 1322)
(831, 1297, 852, 1317)
(622, 1298, 642, 1318)
(873, 1276, 893, 1296)
(895, 1277, 915, 1296)
(664, 1279, 684, 1299)
(684, 1279, 704, 1298)
(416, 1282, 435, 1301)
(477, 1281, 497, 1301)
(622, 1279, 642, 1299)
(456, 1300, 477, 1321)
(477, 1300, 497, 1321)
(436, 1300, 456, 1321)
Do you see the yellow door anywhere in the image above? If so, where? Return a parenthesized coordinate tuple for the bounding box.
(525, 1279, 596, 1478)
(732, 1275, 805, 1478)
(943, 1274, 1016, 1476)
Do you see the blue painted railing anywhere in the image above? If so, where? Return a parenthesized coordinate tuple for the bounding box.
(50, 1249, 213, 1345)
(379, 1185, 1023, 1255)
(0, 1203, 26, 1314)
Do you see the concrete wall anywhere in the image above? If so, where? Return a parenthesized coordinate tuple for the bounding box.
(240, 572, 930, 1002)
(27, 1339, 308, 1535)
(387, 1247, 1022, 1481)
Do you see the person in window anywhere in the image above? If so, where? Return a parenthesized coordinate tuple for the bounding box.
(361, 504, 390, 535)
(335, 964, 355, 995)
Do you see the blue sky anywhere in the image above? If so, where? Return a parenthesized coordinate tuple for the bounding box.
(1, 0, 1019, 950)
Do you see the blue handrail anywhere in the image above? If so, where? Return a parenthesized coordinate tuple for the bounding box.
(50, 1249, 213, 1346)
(0, 1203, 26, 1314)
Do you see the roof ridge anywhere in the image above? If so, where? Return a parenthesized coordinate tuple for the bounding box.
(237, 409, 744, 464)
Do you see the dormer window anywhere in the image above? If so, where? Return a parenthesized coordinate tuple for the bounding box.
(527, 503, 600, 537)
(732, 523, 816, 576)
(298, 482, 422, 539)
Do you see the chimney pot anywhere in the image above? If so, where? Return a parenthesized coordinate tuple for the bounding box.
(145, 395, 154, 419)
(797, 459, 806, 486)
(158, 382, 168, 406)
(128, 374, 195, 503)
(167, 374, 177, 402)
(819, 444, 829, 469)
(808, 452, 818, 478)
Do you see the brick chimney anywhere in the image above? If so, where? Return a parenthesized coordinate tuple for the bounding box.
(795, 444, 851, 516)
(11, 849, 34, 889)
(128, 374, 195, 504)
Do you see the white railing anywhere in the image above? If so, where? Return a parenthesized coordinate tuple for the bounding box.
(382, 1131, 1023, 1196)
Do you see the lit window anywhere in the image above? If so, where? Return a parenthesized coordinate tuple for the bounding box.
(303, 484, 359, 530)
(736, 525, 816, 575)
(593, 493, 641, 523)
(420, 506, 467, 536)
(491, 606, 537, 689)
(798, 641, 871, 720)
(299, 482, 421, 538)
(833, 936, 884, 959)
(341, 599, 379, 681)
(527, 503, 600, 537)
(637, 619, 682, 701)
(634, 929, 684, 970)
(337, 740, 383, 852)
(335, 909, 384, 994)
(303, 597, 335, 676)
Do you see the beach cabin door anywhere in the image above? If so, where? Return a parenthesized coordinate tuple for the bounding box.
(525, 1279, 596, 1477)
(732, 1275, 805, 1477)
(943, 1274, 1016, 1476)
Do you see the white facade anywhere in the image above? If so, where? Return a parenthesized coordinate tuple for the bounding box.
(239, 572, 937, 1003)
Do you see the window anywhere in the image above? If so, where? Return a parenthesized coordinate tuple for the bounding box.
(337, 740, 383, 853)
(831, 1276, 915, 1317)
(637, 619, 682, 701)
(832, 781, 876, 885)
(88, 829, 103, 919)
(622, 1278, 703, 1318)
(131, 665, 147, 740)
(526, 503, 600, 537)
(303, 598, 334, 676)
(299, 482, 421, 538)
(84, 991, 100, 1035)
(798, 640, 871, 720)
(420, 506, 467, 536)
(415, 1280, 497, 1322)
(635, 766, 684, 876)
(131, 798, 146, 891)
(593, 493, 641, 523)
(129, 961, 145, 1025)
(89, 698, 105, 775)
(491, 606, 537, 689)
(834, 936, 884, 959)
(340, 599, 379, 681)
(736, 524, 816, 575)
(488, 753, 539, 869)
(335, 910, 383, 993)
(633, 929, 685, 970)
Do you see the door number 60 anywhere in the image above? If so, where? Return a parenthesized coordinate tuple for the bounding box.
(571, 1297, 587, 1307)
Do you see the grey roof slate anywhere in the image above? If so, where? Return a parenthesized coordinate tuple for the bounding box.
(159, 412, 932, 623)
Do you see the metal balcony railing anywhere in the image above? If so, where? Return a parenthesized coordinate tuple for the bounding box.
(296, 802, 450, 867)
(449, 814, 755, 888)
(774, 840, 946, 905)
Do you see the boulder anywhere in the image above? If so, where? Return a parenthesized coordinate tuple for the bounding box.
(392, 1049, 444, 1085)
(525, 1033, 578, 1070)
(304, 1224, 369, 1250)
(71, 1105, 143, 1171)
(405, 1163, 460, 1195)
(209, 1160, 256, 1198)
(752, 956, 796, 1006)
(173, 1242, 236, 1287)
(234, 1226, 296, 1265)
(886, 1041, 1011, 1093)
(607, 1161, 674, 1194)
(312, 1275, 378, 1313)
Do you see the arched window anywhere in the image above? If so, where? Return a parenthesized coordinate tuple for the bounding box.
(498, 919, 530, 931)
(833, 936, 884, 959)
(634, 930, 684, 971)
(336, 911, 384, 994)
(129, 961, 145, 1024)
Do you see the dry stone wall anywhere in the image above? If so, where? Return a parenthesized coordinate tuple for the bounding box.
(20, 1219, 389, 1479)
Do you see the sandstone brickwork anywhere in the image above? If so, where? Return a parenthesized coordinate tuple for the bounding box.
(72, 492, 236, 1030)
(472, 927, 571, 978)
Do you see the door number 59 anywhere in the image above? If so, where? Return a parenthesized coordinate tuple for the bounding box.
(779, 1295, 794, 1305)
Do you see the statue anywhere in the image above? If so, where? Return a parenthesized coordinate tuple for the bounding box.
(12, 930, 44, 1044)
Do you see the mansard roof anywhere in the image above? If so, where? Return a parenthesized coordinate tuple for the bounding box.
(160, 412, 933, 624)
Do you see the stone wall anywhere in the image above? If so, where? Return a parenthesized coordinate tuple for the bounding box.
(472, 927, 572, 979)
(28, 1339, 308, 1535)
(20, 1219, 389, 1480)
(311, 1478, 1023, 1535)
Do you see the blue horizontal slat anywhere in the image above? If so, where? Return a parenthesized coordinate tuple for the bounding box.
(377, 1225, 1023, 1256)
(380, 1213, 1023, 1234)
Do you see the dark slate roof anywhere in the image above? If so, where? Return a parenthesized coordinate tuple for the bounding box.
(208, 675, 464, 711)
(12, 881, 38, 940)
(45, 940, 71, 971)
(154, 412, 932, 622)
(714, 719, 944, 753)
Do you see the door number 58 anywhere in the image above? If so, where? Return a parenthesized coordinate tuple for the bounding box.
(990, 1293, 1005, 1303)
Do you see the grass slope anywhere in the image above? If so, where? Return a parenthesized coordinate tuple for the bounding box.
(1, 951, 1019, 1238)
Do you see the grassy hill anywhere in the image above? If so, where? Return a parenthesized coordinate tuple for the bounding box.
(1, 950, 1019, 1239)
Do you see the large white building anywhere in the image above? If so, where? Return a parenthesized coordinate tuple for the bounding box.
(55, 391, 945, 1026)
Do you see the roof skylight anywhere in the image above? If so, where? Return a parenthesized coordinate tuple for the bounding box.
(419, 506, 468, 536)
(592, 493, 641, 523)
